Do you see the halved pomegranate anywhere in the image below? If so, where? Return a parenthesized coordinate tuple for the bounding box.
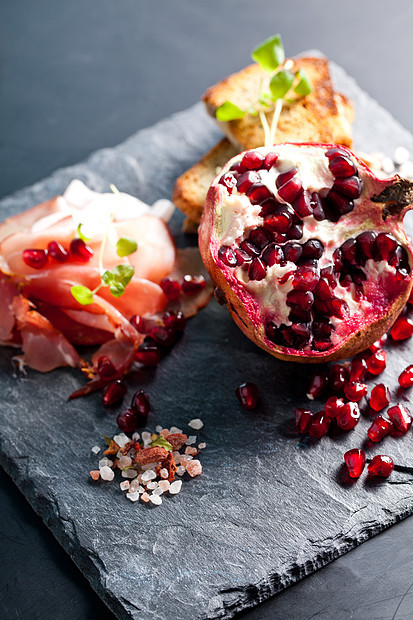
(199, 143, 413, 362)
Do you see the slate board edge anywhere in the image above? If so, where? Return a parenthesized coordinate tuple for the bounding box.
(1, 59, 413, 620)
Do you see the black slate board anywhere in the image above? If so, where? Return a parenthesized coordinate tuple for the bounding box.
(1, 59, 413, 620)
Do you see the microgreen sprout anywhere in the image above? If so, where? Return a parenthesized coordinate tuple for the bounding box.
(150, 436, 173, 451)
(71, 184, 137, 306)
(215, 33, 312, 146)
(77, 223, 90, 242)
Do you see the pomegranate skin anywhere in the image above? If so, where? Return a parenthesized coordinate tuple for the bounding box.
(199, 143, 413, 363)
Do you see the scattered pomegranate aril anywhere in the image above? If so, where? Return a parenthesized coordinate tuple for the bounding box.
(349, 357, 368, 382)
(398, 365, 413, 388)
(367, 415, 393, 442)
(249, 227, 272, 249)
(367, 454, 394, 477)
(325, 396, 346, 418)
(102, 380, 127, 406)
(22, 248, 48, 269)
(366, 350, 387, 375)
(135, 344, 162, 367)
(150, 326, 176, 347)
(387, 404, 412, 433)
(181, 275, 206, 295)
(97, 355, 117, 379)
(163, 310, 187, 332)
(116, 408, 138, 433)
(295, 408, 314, 433)
(344, 381, 368, 402)
(306, 372, 329, 399)
(235, 382, 259, 410)
(70, 238, 93, 262)
(329, 364, 349, 393)
(390, 315, 413, 341)
(369, 334, 388, 353)
(160, 277, 182, 300)
(308, 412, 331, 438)
(130, 390, 151, 425)
(369, 383, 391, 411)
(336, 402, 360, 430)
(130, 315, 147, 333)
(47, 240, 69, 262)
(344, 449, 366, 478)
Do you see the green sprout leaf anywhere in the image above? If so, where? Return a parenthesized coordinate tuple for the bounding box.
(109, 281, 125, 298)
(251, 34, 285, 73)
(77, 223, 90, 242)
(216, 101, 246, 121)
(111, 264, 134, 286)
(116, 237, 138, 257)
(150, 436, 173, 451)
(101, 270, 114, 285)
(71, 285, 94, 305)
(294, 69, 312, 96)
(269, 69, 294, 100)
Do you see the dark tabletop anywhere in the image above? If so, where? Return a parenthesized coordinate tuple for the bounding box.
(1, 1, 413, 618)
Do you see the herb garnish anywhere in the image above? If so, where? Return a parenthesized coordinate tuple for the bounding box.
(215, 33, 312, 146)
(150, 436, 173, 451)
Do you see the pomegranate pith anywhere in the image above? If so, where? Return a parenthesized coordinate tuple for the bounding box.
(235, 382, 259, 410)
(199, 143, 413, 363)
(368, 454, 394, 477)
(344, 449, 366, 478)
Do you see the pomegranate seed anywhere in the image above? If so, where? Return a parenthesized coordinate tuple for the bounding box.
(344, 449, 366, 478)
(328, 190, 354, 215)
(328, 155, 357, 178)
(333, 176, 362, 199)
(295, 408, 314, 433)
(293, 265, 319, 291)
(97, 355, 117, 379)
(237, 171, 260, 193)
(336, 402, 360, 430)
(150, 326, 176, 347)
(292, 191, 313, 217)
(22, 248, 48, 269)
(218, 245, 238, 267)
(344, 381, 367, 402)
(376, 232, 398, 261)
(70, 238, 93, 261)
(47, 240, 69, 262)
(312, 339, 332, 351)
(135, 344, 162, 367)
(332, 248, 343, 272)
(325, 396, 345, 418)
(356, 231, 377, 261)
(241, 151, 265, 170)
(325, 147, 349, 160)
(130, 390, 151, 425)
(311, 192, 325, 221)
(259, 198, 280, 217)
(249, 258, 266, 281)
(235, 382, 259, 410)
(261, 243, 284, 267)
(264, 152, 279, 169)
(312, 318, 333, 339)
(219, 172, 237, 193)
(287, 223, 303, 240)
(284, 242, 302, 263)
(340, 239, 357, 265)
(286, 290, 314, 311)
(387, 404, 412, 433)
(163, 311, 187, 331)
(367, 415, 393, 443)
(350, 356, 368, 382)
(247, 183, 272, 204)
(302, 239, 324, 260)
(130, 315, 149, 333)
(308, 412, 331, 438)
(230, 161, 244, 173)
(263, 208, 293, 233)
(276, 167, 298, 187)
(366, 349, 387, 375)
(368, 454, 394, 477)
(369, 383, 391, 411)
(182, 275, 206, 295)
(408, 288, 413, 305)
(116, 408, 138, 433)
(102, 380, 127, 406)
(239, 240, 260, 257)
(320, 266, 336, 287)
(249, 227, 272, 249)
(390, 315, 413, 341)
(399, 365, 413, 388)
(160, 277, 181, 300)
(330, 297, 349, 319)
(314, 278, 333, 301)
(329, 364, 349, 393)
(369, 334, 388, 353)
(306, 373, 329, 399)
(277, 177, 303, 204)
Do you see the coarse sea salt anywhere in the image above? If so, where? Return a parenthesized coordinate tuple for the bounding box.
(141, 469, 156, 482)
(186, 435, 197, 446)
(169, 426, 182, 434)
(113, 433, 130, 448)
(126, 492, 140, 502)
(129, 480, 141, 493)
(120, 481, 130, 491)
(132, 432, 140, 441)
(176, 466, 186, 476)
(118, 456, 132, 469)
(100, 466, 115, 481)
(99, 457, 113, 468)
(141, 492, 150, 503)
(158, 480, 170, 492)
(186, 460, 202, 477)
(122, 469, 138, 479)
(155, 425, 163, 433)
(91, 445, 101, 455)
(147, 481, 158, 490)
(188, 418, 203, 430)
(149, 494, 162, 506)
(169, 480, 182, 494)
(198, 442, 206, 449)
(152, 486, 163, 496)
(159, 468, 169, 479)
(141, 431, 152, 445)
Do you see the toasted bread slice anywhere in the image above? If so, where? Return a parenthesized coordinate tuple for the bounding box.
(202, 57, 354, 150)
(173, 138, 238, 226)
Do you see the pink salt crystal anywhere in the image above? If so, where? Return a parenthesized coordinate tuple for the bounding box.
(120, 480, 130, 491)
(160, 428, 170, 438)
(159, 468, 169, 479)
(90, 470, 100, 481)
(198, 442, 206, 449)
(118, 456, 132, 469)
(186, 459, 203, 477)
(141, 492, 150, 503)
(158, 480, 170, 492)
(185, 446, 198, 456)
(176, 466, 186, 476)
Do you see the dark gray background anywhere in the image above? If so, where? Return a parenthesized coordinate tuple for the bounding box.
(1, 1, 413, 618)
